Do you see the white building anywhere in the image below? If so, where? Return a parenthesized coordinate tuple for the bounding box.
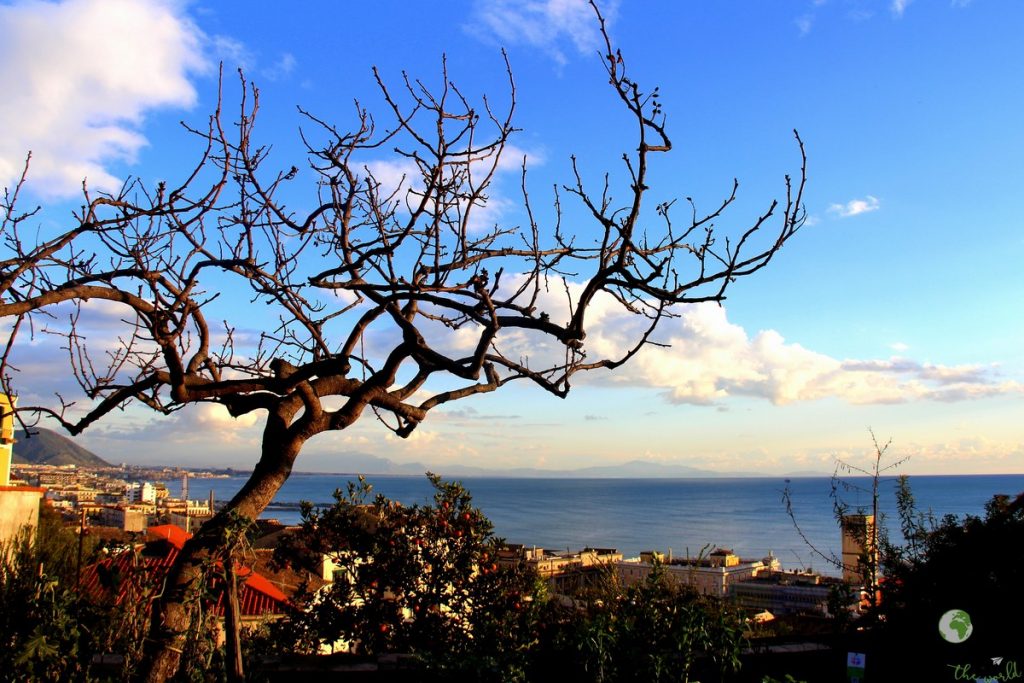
(126, 481, 156, 505)
(615, 549, 780, 599)
(98, 505, 149, 532)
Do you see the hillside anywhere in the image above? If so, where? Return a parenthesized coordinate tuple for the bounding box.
(12, 427, 110, 467)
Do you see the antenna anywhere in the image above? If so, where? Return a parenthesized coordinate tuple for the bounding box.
(790, 550, 807, 573)
(182, 473, 189, 532)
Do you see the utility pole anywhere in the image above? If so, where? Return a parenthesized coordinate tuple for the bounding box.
(76, 508, 87, 589)
(182, 473, 189, 532)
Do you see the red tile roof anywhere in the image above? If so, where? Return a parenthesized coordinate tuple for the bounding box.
(146, 524, 191, 550)
(80, 524, 289, 617)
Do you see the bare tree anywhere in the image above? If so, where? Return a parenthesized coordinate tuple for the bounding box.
(782, 431, 909, 616)
(0, 6, 805, 680)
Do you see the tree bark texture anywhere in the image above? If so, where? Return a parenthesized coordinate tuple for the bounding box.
(142, 438, 298, 682)
(224, 549, 244, 683)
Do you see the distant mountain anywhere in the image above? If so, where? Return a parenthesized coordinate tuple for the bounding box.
(306, 452, 760, 479)
(572, 460, 753, 478)
(397, 460, 732, 478)
(782, 470, 834, 478)
(12, 427, 111, 467)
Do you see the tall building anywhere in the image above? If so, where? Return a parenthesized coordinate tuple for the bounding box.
(0, 393, 14, 486)
(0, 394, 45, 547)
(841, 514, 877, 586)
(126, 481, 157, 504)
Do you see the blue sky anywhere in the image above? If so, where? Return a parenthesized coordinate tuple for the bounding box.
(2, 0, 1022, 475)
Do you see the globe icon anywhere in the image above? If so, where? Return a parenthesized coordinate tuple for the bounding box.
(938, 609, 973, 644)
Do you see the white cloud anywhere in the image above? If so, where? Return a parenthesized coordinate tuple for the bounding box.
(465, 0, 620, 66)
(307, 422, 483, 465)
(475, 279, 1023, 407)
(207, 41, 296, 85)
(362, 143, 543, 234)
(10, 273, 1021, 467)
(0, 0, 206, 198)
(889, 342, 910, 352)
(891, 0, 912, 17)
(209, 34, 251, 70)
(616, 306, 1021, 405)
(799, 0, 970, 36)
(796, 14, 814, 36)
(261, 52, 297, 82)
(828, 195, 880, 217)
(900, 437, 1022, 466)
(819, 436, 1024, 474)
(362, 158, 420, 200)
(123, 402, 262, 445)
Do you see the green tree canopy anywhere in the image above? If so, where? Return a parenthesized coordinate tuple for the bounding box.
(272, 474, 544, 680)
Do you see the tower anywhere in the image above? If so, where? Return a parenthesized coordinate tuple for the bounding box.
(841, 514, 877, 586)
(0, 393, 15, 486)
(0, 393, 44, 547)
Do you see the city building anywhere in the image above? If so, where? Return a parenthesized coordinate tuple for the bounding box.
(166, 493, 216, 532)
(126, 481, 157, 505)
(0, 394, 46, 548)
(729, 570, 848, 617)
(0, 393, 13, 486)
(498, 544, 623, 594)
(615, 548, 780, 599)
(98, 505, 149, 532)
(841, 514, 878, 586)
(35, 468, 82, 487)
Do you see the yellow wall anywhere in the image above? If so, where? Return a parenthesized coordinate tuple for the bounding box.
(0, 394, 14, 487)
(0, 488, 43, 547)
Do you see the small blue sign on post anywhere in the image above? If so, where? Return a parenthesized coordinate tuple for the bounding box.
(847, 651, 866, 683)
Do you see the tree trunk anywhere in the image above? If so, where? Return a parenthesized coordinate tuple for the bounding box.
(141, 436, 299, 682)
(224, 549, 245, 683)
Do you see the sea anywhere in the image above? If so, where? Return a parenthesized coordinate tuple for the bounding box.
(170, 473, 1024, 576)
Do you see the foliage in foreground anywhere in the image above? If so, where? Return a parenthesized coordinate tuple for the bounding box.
(267, 474, 746, 682)
(29, 474, 1024, 681)
(783, 438, 1024, 677)
(2, 479, 750, 682)
(270, 474, 548, 680)
(0, 509, 148, 681)
(201, 480, 1024, 680)
(874, 483, 1024, 672)
(0, 508, 234, 682)
(532, 565, 746, 683)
